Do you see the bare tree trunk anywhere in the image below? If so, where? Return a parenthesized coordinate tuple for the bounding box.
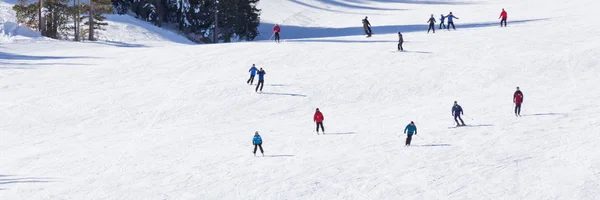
(155, 0, 162, 27)
(73, 0, 79, 41)
(214, 1, 218, 43)
(76, 0, 80, 41)
(39, 0, 44, 36)
(88, 0, 94, 41)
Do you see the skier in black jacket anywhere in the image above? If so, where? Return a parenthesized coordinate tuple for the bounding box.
(427, 14, 436, 33)
(397, 32, 404, 51)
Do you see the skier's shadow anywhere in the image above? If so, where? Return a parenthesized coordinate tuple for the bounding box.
(324, 132, 357, 135)
(521, 113, 567, 117)
(415, 144, 451, 147)
(263, 155, 295, 157)
(261, 92, 307, 97)
(269, 84, 290, 87)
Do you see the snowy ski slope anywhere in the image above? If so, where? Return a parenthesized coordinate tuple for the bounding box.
(2, 0, 600, 199)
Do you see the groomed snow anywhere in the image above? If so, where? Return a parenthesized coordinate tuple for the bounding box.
(1, 0, 600, 199)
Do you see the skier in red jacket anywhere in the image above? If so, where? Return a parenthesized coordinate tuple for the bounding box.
(499, 9, 508, 27)
(514, 87, 524, 116)
(314, 108, 325, 134)
(273, 24, 281, 43)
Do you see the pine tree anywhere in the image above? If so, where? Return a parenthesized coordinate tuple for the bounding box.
(111, 0, 131, 15)
(83, 0, 113, 40)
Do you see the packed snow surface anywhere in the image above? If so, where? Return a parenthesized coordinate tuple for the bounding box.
(1, 0, 600, 199)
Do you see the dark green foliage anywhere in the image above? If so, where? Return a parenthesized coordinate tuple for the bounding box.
(112, 0, 131, 15)
(12, 0, 39, 26)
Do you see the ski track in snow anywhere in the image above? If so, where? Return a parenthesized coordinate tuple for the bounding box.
(1, 0, 600, 199)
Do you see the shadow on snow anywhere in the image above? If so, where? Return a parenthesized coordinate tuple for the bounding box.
(259, 18, 549, 40)
(290, 0, 408, 11)
(0, 175, 54, 188)
(261, 92, 307, 97)
(264, 155, 295, 157)
(415, 144, 452, 147)
(0, 52, 96, 61)
(521, 113, 568, 117)
(324, 132, 357, 135)
(91, 41, 148, 48)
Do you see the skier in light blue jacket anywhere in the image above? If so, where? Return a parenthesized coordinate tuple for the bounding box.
(252, 131, 264, 156)
(247, 64, 258, 85)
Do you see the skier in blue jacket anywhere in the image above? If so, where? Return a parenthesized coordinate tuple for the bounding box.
(404, 121, 417, 146)
(252, 131, 264, 156)
(452, 101, 466, 126)
(446, 12, 459, 30)
(439, 14, 446, 29)
(247, 64, 258, 85)
(255, 68, 266, 92)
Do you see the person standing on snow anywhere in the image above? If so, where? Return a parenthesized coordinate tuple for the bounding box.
(446, 12, 459, 30)
(247, 64, 258, 85)
(255, 68, 266, 92)
(452, 101, 466, 126)
(314, 108, 325, 134)
(439, 14, 447, 29)
(397, 32, 404, 51)
(252, 131, 264, 156)
(404, 121, 417, 146)
(362, 16, 372, 37)
(499, 8, 508, 27)
(427, 14, 437, 33)
(273, 24, 281, 43)
(514, 87, 524, 116)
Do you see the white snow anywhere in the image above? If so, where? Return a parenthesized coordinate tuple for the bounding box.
(1, 0, 600, 199)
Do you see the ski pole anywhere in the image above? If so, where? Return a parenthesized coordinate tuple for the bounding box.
(268, 32, 275, 40)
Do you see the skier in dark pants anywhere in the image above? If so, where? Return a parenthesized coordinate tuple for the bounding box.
(397, 32, 404, 51)
(446, 12, 459, 30)
(427, 14, 436, 33)
(404, 121, 417, 146)
(255, 68, 266, 92)
(452, 101, 466, 126)
(439, 14, 447, 29)
(273, 24, 281, 43)
(499, 9, 508, 27)
(314, 108, 325, 134)
(514, 87, 524, 116)
(247, 64, 258, 85)
(252, 131, 264, 156)
(362, 16, 372, 37)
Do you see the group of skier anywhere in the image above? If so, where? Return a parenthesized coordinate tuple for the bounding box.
(247, 64, 266, 92)
(253, 8, 517, 152)
(249, 87, 524, 150)
(427, 12, 460, 33)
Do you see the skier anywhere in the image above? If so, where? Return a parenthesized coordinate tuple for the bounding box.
(362, 16, 372, 37)
(499, 8, 508, 27)
(446, 12, 459, 30)
(252, 131, 264, 156)
(439, 14, 447, 29)
(403, 121, 417, 146)
(247, 64, 258, 85)
(452, 101, 466, 126)
(273, 24, 281, 43)
(397, 32, 404, 51)
(255, 68, 266, 92)
(513, 87, 524, 116)
(427, 14, 436, 33)
(314, 108, 325, 134)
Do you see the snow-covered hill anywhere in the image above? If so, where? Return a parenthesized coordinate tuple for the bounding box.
(1, 0, 600, 199)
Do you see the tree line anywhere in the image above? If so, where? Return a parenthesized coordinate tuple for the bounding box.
(13, 0, 261, 43)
